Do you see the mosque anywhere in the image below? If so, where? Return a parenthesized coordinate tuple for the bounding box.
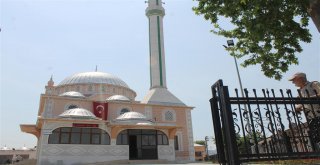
(20, 0, 195, 164)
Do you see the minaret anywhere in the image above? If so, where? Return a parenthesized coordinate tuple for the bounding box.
(142, 0, 185, 106)
(45, 75, 54, 95)
(146, 0, 167, 88)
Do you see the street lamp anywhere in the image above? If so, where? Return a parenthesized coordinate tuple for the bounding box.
(223, 40, 245, 99)
(223, 40, 251, 134)
(205, 136, 209, 161)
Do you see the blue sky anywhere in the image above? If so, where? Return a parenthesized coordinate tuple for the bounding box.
(1, 0, 319, 149)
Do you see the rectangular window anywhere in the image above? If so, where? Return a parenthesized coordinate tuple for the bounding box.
(91, 134, 100, 144)
(116, 134, 128, 145)
(81, 133, 90, 144)
(149, 135, 156, 145)
(163, 135, 168, 144)
(61, 133, 70, 144)
(195, 151, 202, 156)
(142, 135, 149, 145)
(82, 128, 91, 133)
(174, 135, 179, 150)
(70, 133, 80, 144)
(48, 132, 59, 144)
(157, 134, 163, 145)
(101, 133, 110, 145)
(61, 127, 71, 132)
(122, 134, 128, 145)
(72, 127, 81, 133)
(91, 128, 100, 133)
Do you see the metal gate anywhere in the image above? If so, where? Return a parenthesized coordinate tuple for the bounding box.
(210, 80, 320, 165)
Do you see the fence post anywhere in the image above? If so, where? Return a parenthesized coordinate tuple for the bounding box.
(211, 80, 240, 165)
(220, 85, 240, 165)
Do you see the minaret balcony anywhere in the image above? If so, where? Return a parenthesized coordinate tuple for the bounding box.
(146, 8, 165, 16)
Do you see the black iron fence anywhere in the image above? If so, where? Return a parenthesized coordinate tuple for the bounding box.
(210, 80, 320, 165)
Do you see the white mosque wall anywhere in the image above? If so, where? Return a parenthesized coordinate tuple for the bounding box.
(35, 94, 195, 163)
(186, 109, 195, 161)
(41, 95, 93, 118)
(40, 144, 128, 165)
(158, 138, 175, 161)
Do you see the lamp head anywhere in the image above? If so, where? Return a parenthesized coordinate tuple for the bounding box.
(227, 40, 234, 46)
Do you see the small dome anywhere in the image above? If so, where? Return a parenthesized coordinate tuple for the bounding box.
(59, 91, 85, 98)
(59, 108, 97, 120)
(106, 95, 130, 102)
(21, 146, 29, 150)
(58, 72, 129, 88)
(114, 112, 153, 124)
(0, 146, 9, 150)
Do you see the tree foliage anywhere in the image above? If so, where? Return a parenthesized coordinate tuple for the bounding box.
(195, 140, 206, 145)
(193, 0, 312, 80)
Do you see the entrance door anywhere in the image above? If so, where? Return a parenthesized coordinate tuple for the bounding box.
(129, 135, 138, 159)
(141, 134, 157, 159)
(128, 129, 158, 160)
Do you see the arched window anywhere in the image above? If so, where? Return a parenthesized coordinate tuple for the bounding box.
(120, 108, 130, 115)
(101, 86, 106, 92)
(88, 85, 93, 92)
(48, 127, 110, 145)
(68, 104, 78, 110)
(76, 86, 80, 92)
(116, 130, 128, 145)
(157, 131, 168, 145)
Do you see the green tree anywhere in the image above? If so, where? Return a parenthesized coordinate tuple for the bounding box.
(193, 0, 314, 80)
(195, 140, 206, 146)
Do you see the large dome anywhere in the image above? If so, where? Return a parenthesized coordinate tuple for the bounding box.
(58, 72, 129, 88)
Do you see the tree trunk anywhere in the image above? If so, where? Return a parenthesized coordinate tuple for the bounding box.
(309, 0, 320, 32)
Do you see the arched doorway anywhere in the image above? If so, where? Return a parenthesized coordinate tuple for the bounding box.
(116, 129, 168, 160)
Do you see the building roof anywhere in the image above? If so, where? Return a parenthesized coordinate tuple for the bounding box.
(59, 91, 86, 98)
(106, 95, 130, 102)
(114, 111, 153, 124)
(59, 108, 97, 120)
(141, 88, 186, 106)
(58, 71, 129, 88)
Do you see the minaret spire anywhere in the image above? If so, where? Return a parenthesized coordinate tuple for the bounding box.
(142, 0, 185, 106)
(146, 0, 167, 89)
(47, 75, 54, 87)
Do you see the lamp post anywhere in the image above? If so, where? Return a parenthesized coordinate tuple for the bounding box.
(205, 136, 209, 161)
(223, 40, 245, 99)
(223, 40, 251, 135)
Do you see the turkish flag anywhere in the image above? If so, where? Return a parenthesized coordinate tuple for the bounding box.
(93, 102, 108, 120)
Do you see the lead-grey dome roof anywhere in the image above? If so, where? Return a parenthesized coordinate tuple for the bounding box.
(59, 108, 97, 120)
(106, 95, 130, 102)
(58, 72, 129, 88)
(114, 112, 153, 124)
(59, 91, 86, 98)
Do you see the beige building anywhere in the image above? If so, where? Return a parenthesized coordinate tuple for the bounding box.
(0, 146, 36, 164)
(194, 144, 206, 161)
(20, 0, 195, 164)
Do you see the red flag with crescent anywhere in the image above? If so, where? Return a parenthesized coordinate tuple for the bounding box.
(93, 102, 108, 120)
